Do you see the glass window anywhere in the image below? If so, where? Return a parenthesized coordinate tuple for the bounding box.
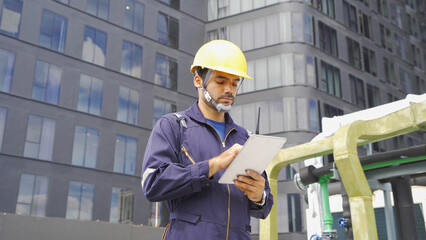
(323, 103, 343, 117)
(318, 21, 338, 57)
(120, 40, 142, 78)
(82, 26, 107, 66)
(0, 107, 5, 151)
(282, 54, 294, 85)
(207, 28, 228, 41)
(87, 0, 109, 20)
(229, 0, 240, 15)
(242, 22, 254, 50)
(309, 99, 319, 131)
(241, 61, 254, 93)
(349, 75, 366, 108)
(32, 60, 62, 105)
(270, 99, 284, 133)
(153, 98, 176, 126)
(241, 0, 253, 12)
(207, 0, 218, 21)
(0, 0, 23, 37)
(296, 98, 308, 130)
(414, 46, 422, 69)
(414, 76, 425, 95)
(320, 61, 341, 98)
(343, 1, 357, 32)
(157, 13, 178, 49)
(242, 103, 256, 132)
(288, 194, 302, 232)
(66, 181, 94, 220)
(294, 54, 304, 84)
(0, 48, 15, 93)
(16, 174, 49, 217)
(347, 37, 361, 70)
(24, 115, 56, 161)
(155, 54, 177, 90)
(71, 125, 99, 169)
(359, 12, 371, 39)
(306, 56, 315, 87)
(77, 74, 103, 116)
(394, 33, 407, 60)
(255, 58, 267, 90)
(110, 187, 135, 223)
(124, 0, 144, 34)
(266, 15, 280, 45)
(158, 0, 180, 9)
(362, 47, 376, 77)
(39, 10, 67, 53)
(399, 67, 410, 92)
(383, 57, 397, 86)
(113, 135, 137, 175)
(268, 56, 281, 88)
(367, 84, 380, 108)
(228, 24, 241, 47)
(292, 13, 303, 42)
(117, 86, 139, 125)
(318, 0, 334, 18)
(217, 0, 229, 18)
(304, 14, 312, 43)
(254, 18, 266, 49)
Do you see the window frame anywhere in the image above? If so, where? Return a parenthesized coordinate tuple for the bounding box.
(38, 9, 68, 53)
(86, 0, 110, 20)
(0, 0, 23, 37)
(113, 134, 138, 175)
(157, 12, 179, 49)
(32, 60, 62, 105)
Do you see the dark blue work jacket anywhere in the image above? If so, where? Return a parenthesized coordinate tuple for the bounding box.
(142, 102, 273, 240)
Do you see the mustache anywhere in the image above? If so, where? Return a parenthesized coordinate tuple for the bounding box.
(219, 94, 234, 100)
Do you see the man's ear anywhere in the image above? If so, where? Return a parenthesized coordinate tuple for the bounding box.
(194, 75, 203, 89)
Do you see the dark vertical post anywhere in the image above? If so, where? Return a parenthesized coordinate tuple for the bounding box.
(391, 176, 418, 240)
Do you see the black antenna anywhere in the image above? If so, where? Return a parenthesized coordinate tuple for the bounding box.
(255, 107, 261, 134)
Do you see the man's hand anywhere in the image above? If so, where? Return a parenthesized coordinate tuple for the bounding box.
(233, 170, 265, 203)
(208, 144, 243, 178)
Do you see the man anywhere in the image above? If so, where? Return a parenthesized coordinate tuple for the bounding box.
(142, 40, 273, 240)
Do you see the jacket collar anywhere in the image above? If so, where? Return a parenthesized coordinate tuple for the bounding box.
(185, 102, 239, 133)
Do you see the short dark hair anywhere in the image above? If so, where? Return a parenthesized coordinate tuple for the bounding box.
(195, 67, 209, 81)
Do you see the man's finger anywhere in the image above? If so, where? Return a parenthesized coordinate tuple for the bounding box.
(245, 170, 263, 181)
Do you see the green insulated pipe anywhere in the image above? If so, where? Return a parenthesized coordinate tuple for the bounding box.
(319, 174, 333, 231)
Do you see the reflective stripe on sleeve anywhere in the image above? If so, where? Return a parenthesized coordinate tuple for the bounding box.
(141, 168, 156, 190)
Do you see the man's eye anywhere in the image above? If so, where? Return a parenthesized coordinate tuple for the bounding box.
(216, 81, 224, 84)
(232, 83, 238, 87)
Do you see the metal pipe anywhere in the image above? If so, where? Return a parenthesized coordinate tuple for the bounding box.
(319, 175, 333, 231)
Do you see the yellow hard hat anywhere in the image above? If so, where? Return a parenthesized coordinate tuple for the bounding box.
(190, 40, 252, 79)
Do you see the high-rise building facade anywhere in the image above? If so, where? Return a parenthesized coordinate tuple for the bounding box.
(0, 0, 205, 228)
(0, 0, 425, 239)
(206, 0, 425, 237)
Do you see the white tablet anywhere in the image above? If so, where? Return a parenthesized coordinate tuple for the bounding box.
(218, 135, 287, 184)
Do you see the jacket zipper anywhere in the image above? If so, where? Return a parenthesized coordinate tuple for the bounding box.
(207, 123, 235, 240)
(181, 146, 196, 164)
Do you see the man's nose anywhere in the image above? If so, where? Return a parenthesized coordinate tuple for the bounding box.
(223, 82, 233, 92)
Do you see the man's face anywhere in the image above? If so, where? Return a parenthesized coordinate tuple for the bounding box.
(204, 70, 241, 107)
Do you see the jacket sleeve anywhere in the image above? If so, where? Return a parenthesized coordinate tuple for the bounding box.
(248, 171, 274, 219)
(141, 117, 211, 202)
